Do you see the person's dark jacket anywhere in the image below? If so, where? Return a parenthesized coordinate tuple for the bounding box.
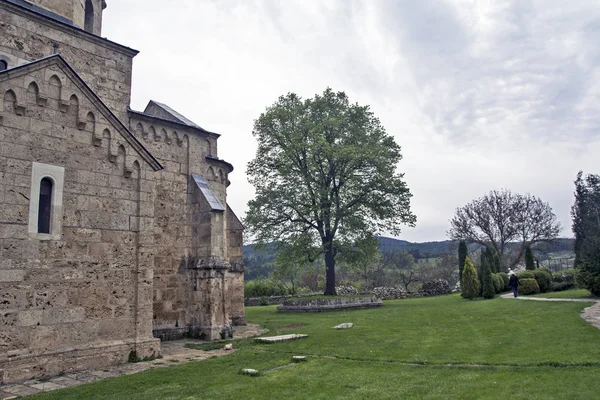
(509, 274, 519, 288)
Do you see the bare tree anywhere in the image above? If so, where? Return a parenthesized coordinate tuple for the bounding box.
(448, 189, 561, 270)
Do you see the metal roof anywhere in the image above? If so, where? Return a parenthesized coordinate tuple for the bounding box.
(192, 174, 225, 211)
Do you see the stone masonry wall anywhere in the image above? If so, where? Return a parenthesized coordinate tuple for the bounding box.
(0, 62, 158, 383)
(128, 114, 245, 338)
(0, 2, 136, 121)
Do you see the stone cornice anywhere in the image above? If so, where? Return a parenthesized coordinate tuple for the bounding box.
(1, 0, 139, 58)
(127, 108, 221, 139)
(206, 155, 234, 173)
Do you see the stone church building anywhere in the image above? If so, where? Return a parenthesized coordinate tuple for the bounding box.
(0, 0, 245, 383)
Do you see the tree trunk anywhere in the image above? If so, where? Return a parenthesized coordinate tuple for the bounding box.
(324, 241, 336, 295)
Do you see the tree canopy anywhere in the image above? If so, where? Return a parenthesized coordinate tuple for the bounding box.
(245, 88, 416, 295)
(448, 189, 560, 270)
(572, 171, 600, 295)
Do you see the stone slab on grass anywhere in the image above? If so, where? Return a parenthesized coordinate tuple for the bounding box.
(333, 323, 353, 329)
(256, 334, 308, 343)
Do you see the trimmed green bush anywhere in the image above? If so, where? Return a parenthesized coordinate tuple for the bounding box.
(461, 256, 480, 300)
(492, 273, 504, 294)
(551, 281, 574, 292)
(498, 272, 509, 290)
(519, 278, 540, 295)
(244, 278, 289, 298)
(551, 269, 576, 291)
(518, 271, 535, 280)
(533, 269, 553, 293)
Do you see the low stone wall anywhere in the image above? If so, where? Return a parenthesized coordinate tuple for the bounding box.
(277, 297, 382, 312)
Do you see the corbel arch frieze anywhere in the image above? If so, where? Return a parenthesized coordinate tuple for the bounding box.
(23, 77, 48, 107)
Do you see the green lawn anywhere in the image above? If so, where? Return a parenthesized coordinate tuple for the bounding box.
(29, 294, 600, 400)
(531, 289, 598, 299)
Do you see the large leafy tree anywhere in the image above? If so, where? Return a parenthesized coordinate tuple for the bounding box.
(448, 189, 561, 270)
(246, 89, 416, 295)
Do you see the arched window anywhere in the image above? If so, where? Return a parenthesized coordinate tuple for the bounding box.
(84, 0, 95, 33)
(0, 60, 7, 72)
(38, 178, 53, 234)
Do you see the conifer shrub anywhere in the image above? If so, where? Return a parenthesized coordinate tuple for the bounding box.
(461, 256, 480, 300)
(525, 246, 535, 270)
(482, 261, 495, 299)
(492, 274, 504, 294)
(498, 272, 509, 290)
(577, 237, 600, 296)
(518, 278, 540, 295)
(533, 269, 553, 293)
(458, 240, 468, 282)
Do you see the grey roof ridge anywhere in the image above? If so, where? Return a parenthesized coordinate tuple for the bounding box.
(2, 0, 139, 57)
(0, 53, 162, 171)
(148, 100, 205, 130)
(128, 107, 221, 138)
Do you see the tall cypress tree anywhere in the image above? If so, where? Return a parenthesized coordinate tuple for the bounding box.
(461, 256, 480, 300)
(482, 255, 495, 299)
(525, 245, 535, 270)
(458, 240, 468, 281)
(492, 249, 501, 273)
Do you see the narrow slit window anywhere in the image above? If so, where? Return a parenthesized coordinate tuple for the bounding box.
(38, 178, 53, 234)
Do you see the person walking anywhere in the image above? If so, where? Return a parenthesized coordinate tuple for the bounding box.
(508, 269, 519, 298)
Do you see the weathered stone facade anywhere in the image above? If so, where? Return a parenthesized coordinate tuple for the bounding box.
(0, 0, 244, 384)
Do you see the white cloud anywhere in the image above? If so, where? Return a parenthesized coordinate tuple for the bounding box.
(102, 0, 600, 242)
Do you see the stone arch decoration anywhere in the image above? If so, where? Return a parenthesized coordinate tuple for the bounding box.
(160, 128, 168, 143)
(117, 144, 127, 175)
(136, 122, 146, 139)
(103, 128, 117, 162)
(207, 166, 217, 181)
(26, 81, 39, 105)
(48, 75, 62, 102)
(69, 94, 79, 116)
(85, 111, 96, 133)
(3, 89, 17, 114)
(172, 131, 180, 146)
(148, 126, 156, 141)
(132, 160, 141, 180)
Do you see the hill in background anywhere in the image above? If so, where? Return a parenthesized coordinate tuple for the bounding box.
(243, 237, 575, 280)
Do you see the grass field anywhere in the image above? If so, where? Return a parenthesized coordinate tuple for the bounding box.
(531, 289, 598, 299)
(29, 294, 600, 400)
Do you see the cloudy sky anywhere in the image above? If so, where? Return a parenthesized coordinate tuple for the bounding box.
(102, 0, 600, 243)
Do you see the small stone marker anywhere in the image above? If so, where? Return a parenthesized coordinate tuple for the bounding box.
(292, 356, 307, 362)
(241, 369, 259, 376)
(255, 334, 308, 343)
(333, 323, 353, 329)
(224, 344, 233, 350)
